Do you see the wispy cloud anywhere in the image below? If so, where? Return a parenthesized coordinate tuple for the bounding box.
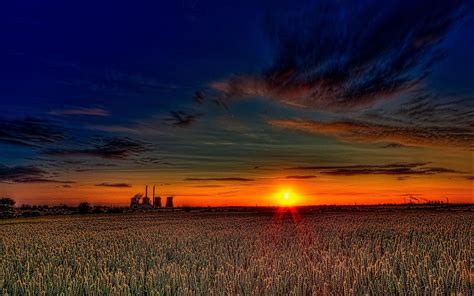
(0, 165, 75, 184)
(49, 107, 110, 117)
(0, 117, 65, 147)
(46, 137, 152, 159)
(184, 177, 255, 182)
(209, 0, 470, 111)
(162, 110, 203, 127)
(95, 182, 132, 188)
(285, 175, 317, 179)
(270, 118, 473, 149)
(287, 162, 459, 176)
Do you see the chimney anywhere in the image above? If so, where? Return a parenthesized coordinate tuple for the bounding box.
(145, 185, 148, 198)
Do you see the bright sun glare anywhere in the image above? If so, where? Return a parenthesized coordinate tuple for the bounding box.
(280, 191, 295, 206)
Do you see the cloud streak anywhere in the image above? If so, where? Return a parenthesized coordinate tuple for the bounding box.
(184, 177, 255, 182)
(46, 137, 152, 159)
(209, 0, 471, 111)
(287, 162, 459, 176)
(95, 182, 132, 188)
(49, 107, 110, 117)
(162, 110, 203, 127)
(270, 118, 473, 149)
(285, 175, 317, 179)
(0, 117, 65, 147)
(0, 165, 75, 184)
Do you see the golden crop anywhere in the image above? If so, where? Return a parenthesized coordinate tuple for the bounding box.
(0, 211, 471, 295)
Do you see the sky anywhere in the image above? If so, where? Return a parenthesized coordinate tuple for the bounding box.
(0, 0, 472, 206)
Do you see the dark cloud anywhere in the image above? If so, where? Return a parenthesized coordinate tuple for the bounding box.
(134, 157, 165, 165)
(46, 137, 152, 159)
(388, 92, 474, 127)
(381, 143, 408, 149)
(0, 164, 75, 184)
(288, 162, 428, 170)
(162, 110, 203, 127)
(193, 89, 206, 104)
(0, 117, 65, 147)
(49, 107, 110, 117)
(93, 163, 118, 167)
(465, 176, 474, 180)
(210, 0, 471, 111)
(287, 162, 458, 176)
(285, 175, 317, 179)
(184, 177, 255, 182)
(270, 118, 473, 149)
(95, 182, 132, 188)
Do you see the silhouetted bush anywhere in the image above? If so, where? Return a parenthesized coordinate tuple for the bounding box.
(106, 207, 124, 214)
(78, 202, 92, 214)
(0, 197, 15, 206)
(21, 210, 42, 217)
(0, 197, 16, 219)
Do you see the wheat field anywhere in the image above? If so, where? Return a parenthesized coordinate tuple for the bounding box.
(0, 211, 472, 295)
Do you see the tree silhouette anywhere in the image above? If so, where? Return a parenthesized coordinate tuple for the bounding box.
(78, 202, 92, 214)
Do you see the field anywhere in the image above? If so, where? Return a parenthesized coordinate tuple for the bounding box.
(1, 210, 472, 295)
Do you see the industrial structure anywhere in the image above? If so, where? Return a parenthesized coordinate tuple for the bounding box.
(166, 196, 174, 208)
(130, 185, 173, 209)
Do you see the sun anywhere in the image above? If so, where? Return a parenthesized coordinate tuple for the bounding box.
(273, 187, 301, 207)
(279, 191, 296, 206)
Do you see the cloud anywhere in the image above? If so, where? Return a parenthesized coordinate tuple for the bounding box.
(49, 107, 110, 117)
(46, 137, 152, 159)
(270, 118, 473, 149)
(184, 177, 255, 182)
(0, 117, 65, 147)
(162, 110, 203, 127)
(285, 175, 317, 179)
(381, 143, 408, 148)
(95, 182, 132, 188)
(209, 0, 470, 111)
(286, 162, 459, 176)
(0, 165, 75, 184)
(387, 92, 474, 127)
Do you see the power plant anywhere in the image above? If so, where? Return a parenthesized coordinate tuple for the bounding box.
(130, 185, 173, 209)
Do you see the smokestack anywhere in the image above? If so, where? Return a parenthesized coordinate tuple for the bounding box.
(153, 185, 155, 199)
(145, 185, 148, 198)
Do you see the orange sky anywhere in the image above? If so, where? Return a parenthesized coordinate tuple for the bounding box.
(4, 169, 472, 206)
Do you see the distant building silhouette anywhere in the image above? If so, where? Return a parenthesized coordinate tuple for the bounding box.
(152, 185, 161, 208)
(154, 196, 162, 208)
(141, 185, 152, 207)
(130, 194, 140, 208)
(166, 196, 174, 208)
(130, 185, 174, 209)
